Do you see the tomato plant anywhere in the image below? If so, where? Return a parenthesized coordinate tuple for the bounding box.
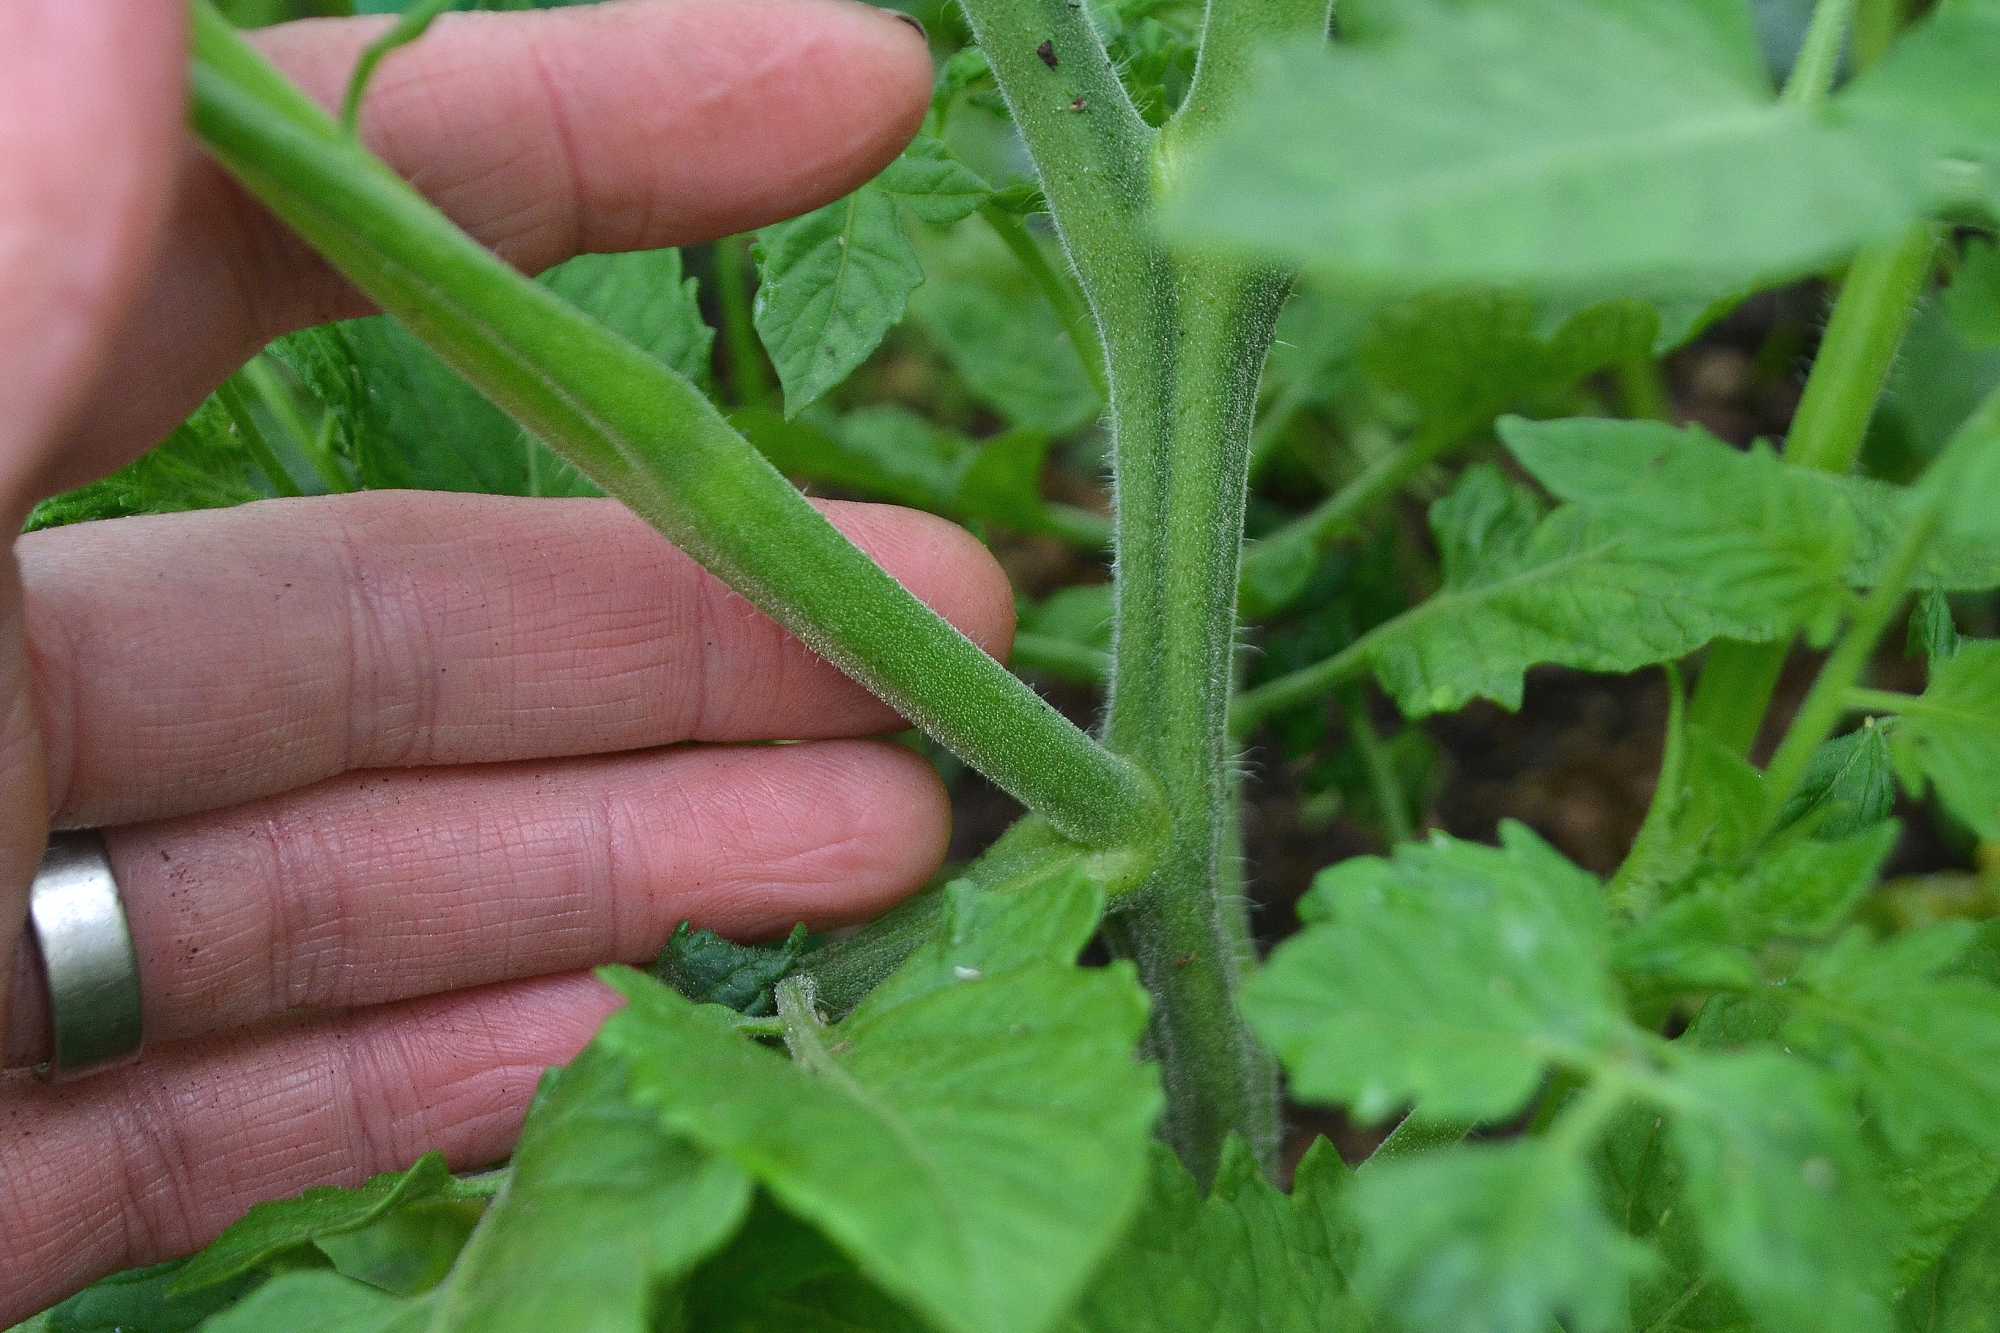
(23, 0, 2000, 1329)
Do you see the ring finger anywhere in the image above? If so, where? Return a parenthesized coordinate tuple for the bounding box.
(5, 735, 947, 1067)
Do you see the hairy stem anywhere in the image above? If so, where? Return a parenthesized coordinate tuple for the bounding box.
(1238, 415, 1467, 618)
(1176, 0, 1334, 138)
(1231, 632, 1371, 738)
(1758, 389, 2000, 830)
(1688, 222, 1937, 752)
(1099, 259, 1288, 1184)
(954, 0, 1330, 1181)
(951, 0, 1155, 333)
(190, 2, 1158, 849)
(1780, 0, 1857, 107)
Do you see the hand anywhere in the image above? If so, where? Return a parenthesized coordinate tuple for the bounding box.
(0, 2, 976, 1322)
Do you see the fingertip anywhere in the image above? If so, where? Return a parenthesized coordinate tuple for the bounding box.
(689, 738, 951, 934)
(815, 738, 953, 921)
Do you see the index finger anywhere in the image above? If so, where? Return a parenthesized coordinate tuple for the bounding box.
(51, 0, 933, 492)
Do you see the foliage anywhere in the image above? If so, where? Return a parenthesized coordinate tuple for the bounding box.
(20, 0, 2000, 1329)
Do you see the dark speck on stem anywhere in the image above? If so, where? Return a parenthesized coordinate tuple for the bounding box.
(1037, 38, 1058, 68)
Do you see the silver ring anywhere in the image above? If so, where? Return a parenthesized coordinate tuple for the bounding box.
(27, 831, 143, 1082)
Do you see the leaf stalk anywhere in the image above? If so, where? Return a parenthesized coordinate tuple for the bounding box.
(188, 1, 1159, 851)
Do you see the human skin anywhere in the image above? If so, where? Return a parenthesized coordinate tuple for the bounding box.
(0, 1, 987, 1320)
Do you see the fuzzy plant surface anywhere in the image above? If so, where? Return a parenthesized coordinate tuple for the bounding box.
(17, 0, 2000, 1329)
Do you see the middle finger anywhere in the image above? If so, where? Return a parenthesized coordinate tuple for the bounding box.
(24, 492, 1012, 829)
(5, 736, 947, 1067)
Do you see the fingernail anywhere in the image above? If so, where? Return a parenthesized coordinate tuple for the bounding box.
(886, 9, 928, 42)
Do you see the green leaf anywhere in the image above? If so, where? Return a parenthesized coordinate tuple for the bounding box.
(1897, 1178, 2000, 1332)
(651, 921, 812, 1016)
(1907, 591, 1963, 663)
(35, 1261, 256, 1333)
(1348, 1140, 1649, 1333)
(311, 1194, 482, 1298)
(281, 248, 710, 497)
(172, 1153, 467, 1296)
(1876, 271, 2000, 475)
(1358, 290, 1660, 426)
(1247, 824, 1635, 1123)
(1354, 465, 1827, 716)
(855, 863, 1105, 1015)
(1776, 725, 1899, 840)
(1161, 0, 1920, 297)
(1613, 822, 1898, 995)
(875, 135, 993, 224)
(1502, 417, 2000, 593)
(595, 948, 1160, 1333)
(428, 1045, 754, 1332)
(680, 1195, 934, 1333)
(198, 1272, 428, 1333)
(754, 190, 917, 416)
(907, 222, 1101, 433)
(1882, 1134, 2000, 1294)
(1888, 641, 2000, 838)
(25, 395, 282, 532)
(1836, 2, 2000, 223)
(1668, 1052, 1896, 1333)
(1062, 1138, 1362, 1333)
(754, 136, 988, 416)
(1790, 925, 2000, 1157)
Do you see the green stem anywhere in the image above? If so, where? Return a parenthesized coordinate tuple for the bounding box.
(240, 355, 353, 493)
(1759, 567, 1927, 834)
(1844, 685, 1919, 715)
(774, 978, 854, 1087)
(1609, 665, 1689, 909)
(979, 203, 1107, 400)
(1757, 394, 2000, 831)
(1687, 222, 1939, 753)
(1098, 260, 1287, 1183)
(956, 0, 1324, 1181)
(214, 376, 304, 498)
(1230, 634, 1370, 738)
(1347, 695, 1414, 845)
(190, 2, 1158, 850)
(714, 235, 772, 410)
(1547, 1077, 1633, 1156)
(1238, 414, 1467, 619)
(1780, 0, 1857, 107)
(1784, 227, 1940, 474)
(951, 0, 1156, 335)
(1852, 0, 1905, 68)
(1175, 0, 1335, 138)
(339, 0, 452, 132)
(800, 813, 1160, 1017)
(1615, 356, 1673, 423)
